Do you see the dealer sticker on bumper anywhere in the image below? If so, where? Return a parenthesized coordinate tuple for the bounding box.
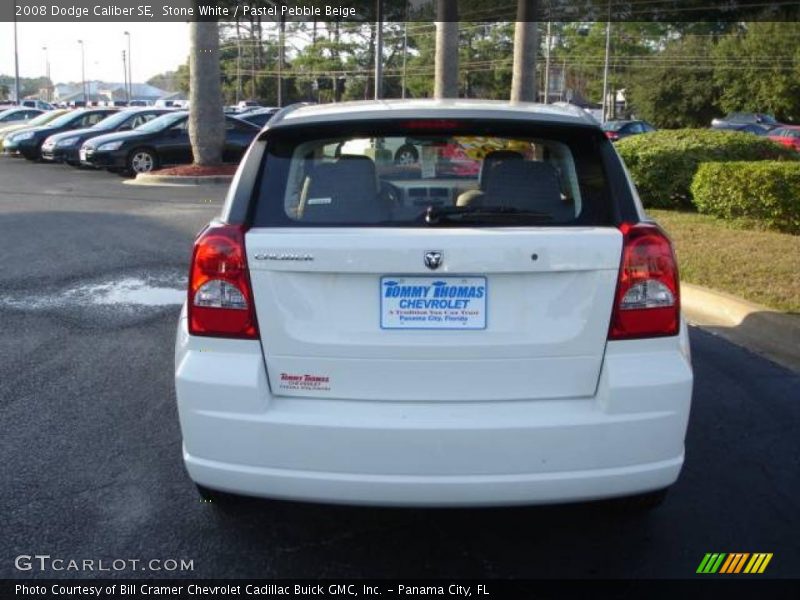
(380, 276, 487, 330)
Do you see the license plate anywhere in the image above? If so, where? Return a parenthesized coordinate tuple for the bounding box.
(79, 148, 87, 161)
(380, 276, 487, 330)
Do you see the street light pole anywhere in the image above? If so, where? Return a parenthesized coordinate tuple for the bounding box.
(78, 40, 87, 105)
(13, 3, 21, 104)
(122, 50, 129, 103)
(42, 46, 50, 102)
(124, 31, 132, 100)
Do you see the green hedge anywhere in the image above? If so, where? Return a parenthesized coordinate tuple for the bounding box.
(616, 129, 797, 209)
(691, 161, 800, 234)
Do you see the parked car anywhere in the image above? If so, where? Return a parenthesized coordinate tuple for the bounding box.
(0, 107, 43, 126)
(711, 112, 782, 133)
(712, 123, 769, 136)
(0, 109, 69, 144)
(236, 100, 262, 113)
(80, 111, 259, 175)
(3, 108, 118, 160)
(20, 99, 54, 110)
(175, 100, 693, 508)
(766, 126, 800, 151)
(237, 107, 279, 128)
(602, 120, 656, 141)
(41, 108, 173, 165)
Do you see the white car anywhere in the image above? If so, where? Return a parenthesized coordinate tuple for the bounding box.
(175, 100, 693, 508)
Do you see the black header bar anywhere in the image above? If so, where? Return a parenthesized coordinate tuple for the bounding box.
(3, 0, 799, 23)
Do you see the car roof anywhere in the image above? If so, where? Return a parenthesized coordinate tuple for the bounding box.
(246, 107, 279, 114)
(268, 99, 599, 130)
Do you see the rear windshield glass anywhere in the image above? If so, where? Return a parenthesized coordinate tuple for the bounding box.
(253, 121, 614, 228)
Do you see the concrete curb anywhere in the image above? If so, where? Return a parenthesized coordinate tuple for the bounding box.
(682, 283, 800, 372)
(130, 173, 234, 186)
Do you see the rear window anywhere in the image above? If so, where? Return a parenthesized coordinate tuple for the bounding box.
(253, 121, 615, 228)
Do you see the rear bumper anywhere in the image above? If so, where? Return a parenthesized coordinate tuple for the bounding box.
(175, 315, 693, 507)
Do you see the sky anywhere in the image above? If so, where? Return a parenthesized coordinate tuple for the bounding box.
(0, 21, 190, 86)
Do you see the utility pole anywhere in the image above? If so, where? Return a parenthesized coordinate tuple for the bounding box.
(124, 32, 132, 100)
(13, 4, 21, 104)
(401, 3, 408, 99)
(235, 21, 242, 104)
(543, 21, 551, 103)
(277, 16, 285, 107)
(374, 0, 384, 100)
(601, 2, 612, 123)
(78, 40, 87, 105)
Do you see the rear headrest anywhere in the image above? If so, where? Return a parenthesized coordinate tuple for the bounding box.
(299, 157, 388, 223)
(479, 150, 524, 190)
(483, 160, 573, 220)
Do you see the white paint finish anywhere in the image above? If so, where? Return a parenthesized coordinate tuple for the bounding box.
(273, 99, 596, 130)
(174, 317, 693, 505)
(245, 227, 622, 400)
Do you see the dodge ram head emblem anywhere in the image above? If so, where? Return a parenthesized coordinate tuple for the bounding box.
(424, 251, 443, 270)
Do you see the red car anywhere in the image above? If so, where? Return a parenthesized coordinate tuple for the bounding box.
(767, 126, 800, 151)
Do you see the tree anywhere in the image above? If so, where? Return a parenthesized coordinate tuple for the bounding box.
(434, 0, 458, 98)
(189, 16, 225, 166)
(510, 0, 538, 102)
(147, 69, 187, 93)
(627, 35, 720, 127)
(713, 22, 800, 122)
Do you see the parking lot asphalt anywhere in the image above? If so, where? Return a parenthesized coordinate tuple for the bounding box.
(1, 158, 798, 580)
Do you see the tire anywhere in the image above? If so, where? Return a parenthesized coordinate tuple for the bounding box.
(126, 147, 158, 176)
(196, 484, 219, 504)
(394, 144, 419, 165)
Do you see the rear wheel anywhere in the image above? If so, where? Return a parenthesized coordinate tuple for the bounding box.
(195, 484, 244, 510)
(127, 147, 157, 176)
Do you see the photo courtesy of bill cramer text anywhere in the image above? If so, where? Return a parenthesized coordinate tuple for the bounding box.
(13, 582, 492, 598)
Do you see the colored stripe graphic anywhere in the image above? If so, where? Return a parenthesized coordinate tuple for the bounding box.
(720, 553, 750, 573)
(700, 552, 774, 574)
(744, 553, 773, 574)
(697, 553, 727, 574)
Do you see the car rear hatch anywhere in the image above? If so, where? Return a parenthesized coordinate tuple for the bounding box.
(246, 228, 621, 401)
(243, 118, 625, 402)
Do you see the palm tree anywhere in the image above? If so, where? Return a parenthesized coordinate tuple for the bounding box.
(511, 0, 539, 102)
(189, 14, 225, 166)
(434, 0, 458, 99)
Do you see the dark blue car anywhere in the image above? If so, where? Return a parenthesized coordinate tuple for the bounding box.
(79, 111, 259, 176)
(41, 108, 173, 166)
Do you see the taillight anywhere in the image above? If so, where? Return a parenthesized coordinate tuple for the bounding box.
(608, 222, 679, 340)
(605, 131, 619, 140)
(188, 223, 259, 339)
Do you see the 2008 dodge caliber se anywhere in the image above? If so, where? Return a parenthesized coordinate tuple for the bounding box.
(175, 100, 693, 508)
